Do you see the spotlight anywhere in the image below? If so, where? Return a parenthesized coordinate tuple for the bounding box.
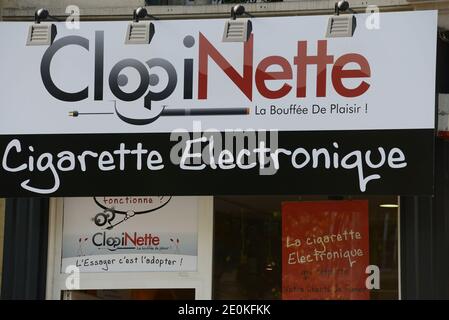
(336, 1, 350, 14)
(326, 1, 356, 38)
(35, 8, 49, 23)
(26, 8, 57, 46)
(222, 5, 252, 43)
(125, 7, 156, 45)
(231, 4, 246, 19)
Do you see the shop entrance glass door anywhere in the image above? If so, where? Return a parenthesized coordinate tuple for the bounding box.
(46, 197, 213, 300)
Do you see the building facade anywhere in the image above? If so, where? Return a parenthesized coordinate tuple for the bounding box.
(0, 0, 449, 300)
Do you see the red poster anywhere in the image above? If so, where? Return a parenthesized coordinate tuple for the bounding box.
(282, 200, 370, 300)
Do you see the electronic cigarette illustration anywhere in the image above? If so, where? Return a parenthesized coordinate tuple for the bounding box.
(69, 101, 250, 125)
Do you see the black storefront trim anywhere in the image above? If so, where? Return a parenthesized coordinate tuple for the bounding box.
(399, 35, 449, 300)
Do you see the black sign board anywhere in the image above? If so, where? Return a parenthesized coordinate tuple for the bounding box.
(0, 129, 434, 197)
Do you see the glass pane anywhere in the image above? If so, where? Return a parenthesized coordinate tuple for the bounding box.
(213, 195, 399, 300)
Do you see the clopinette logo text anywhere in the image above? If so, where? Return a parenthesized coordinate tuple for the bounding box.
(40, 31, 371, 125)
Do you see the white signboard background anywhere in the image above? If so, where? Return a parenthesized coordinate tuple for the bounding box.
(0, 11, 437, 134)
(61, 196, 198, 272)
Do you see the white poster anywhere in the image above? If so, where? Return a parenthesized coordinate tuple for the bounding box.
(61, 196, 198, 272)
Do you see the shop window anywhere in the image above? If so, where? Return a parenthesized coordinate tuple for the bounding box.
(213, 195, 399, 300)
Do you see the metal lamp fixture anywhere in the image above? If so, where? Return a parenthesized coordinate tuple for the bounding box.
(26, 8, 57, 46)
(222, 5, 252, 43)
(125, 7, 156, 45)
(326, 1, 357, 38)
